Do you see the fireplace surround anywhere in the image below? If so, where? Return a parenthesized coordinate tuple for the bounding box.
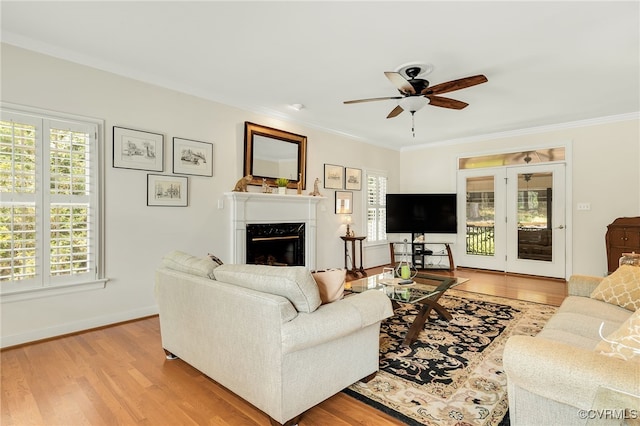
(225, 192, 323, 269)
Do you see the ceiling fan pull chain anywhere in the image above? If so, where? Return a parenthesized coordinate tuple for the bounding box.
(411, 112, 416, 138)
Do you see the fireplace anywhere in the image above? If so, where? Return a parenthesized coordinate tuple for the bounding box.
(246, 223, 305, 266)
(225, 192, 323, 269)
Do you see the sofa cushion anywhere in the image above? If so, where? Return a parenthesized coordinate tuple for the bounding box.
(557, 296, 632, 324)
(213, 264, 321, 313)
(536, 328, 602, 350)
(539, 312, 623, 348)
(163, 250, 219, 279)
(594, 309, 640, 362)
(312, 269, 346, 304)
(590, 265, 640, 311)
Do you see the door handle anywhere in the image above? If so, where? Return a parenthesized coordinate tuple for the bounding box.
(555, 225, 565, 229)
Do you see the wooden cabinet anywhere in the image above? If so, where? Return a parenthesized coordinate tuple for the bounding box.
(605, 217, 640, 274)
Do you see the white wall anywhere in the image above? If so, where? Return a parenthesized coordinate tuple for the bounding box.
(0, 44, 400, 347)
(399, 118, 640, 277)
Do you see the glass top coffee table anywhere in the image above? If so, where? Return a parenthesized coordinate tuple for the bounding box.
(347, 272, 469, 346)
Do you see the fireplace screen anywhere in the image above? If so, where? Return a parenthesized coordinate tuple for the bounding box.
(246, 223, 305, 266)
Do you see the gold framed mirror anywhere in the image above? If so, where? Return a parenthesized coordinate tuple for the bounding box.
(243, 122, 307, 189)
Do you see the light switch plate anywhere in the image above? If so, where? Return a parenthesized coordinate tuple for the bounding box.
(577, 202, 591, 211)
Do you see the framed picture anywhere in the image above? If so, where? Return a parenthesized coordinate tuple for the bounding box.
(113, 126, 164, 171)
(324, 164, 344, 189)
(344, 167, 362, 190)
(335, 191, 353, 214)
(147, 174, 188, 207)
(172, 137, 214, 176)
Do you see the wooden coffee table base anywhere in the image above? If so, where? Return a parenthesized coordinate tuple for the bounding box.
(398, 292, 453, 347)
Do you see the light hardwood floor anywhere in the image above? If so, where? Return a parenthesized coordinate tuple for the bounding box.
(1, 268, 567, 426)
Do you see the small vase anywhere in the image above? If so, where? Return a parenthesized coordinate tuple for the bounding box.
(278, 187, 286, 195)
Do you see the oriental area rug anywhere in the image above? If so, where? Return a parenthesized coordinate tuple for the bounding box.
(343, 289, 558, 426)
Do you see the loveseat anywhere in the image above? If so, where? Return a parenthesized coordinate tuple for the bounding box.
(503, 270, 639, 426)
(155, 251, 393, 426)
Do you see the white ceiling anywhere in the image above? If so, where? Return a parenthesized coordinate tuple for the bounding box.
(2, 1, 639, 150)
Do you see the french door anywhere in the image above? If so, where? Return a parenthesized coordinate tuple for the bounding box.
(457, 163, 566, 278)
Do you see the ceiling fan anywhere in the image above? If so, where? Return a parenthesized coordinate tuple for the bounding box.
(344, 64, 488, 136)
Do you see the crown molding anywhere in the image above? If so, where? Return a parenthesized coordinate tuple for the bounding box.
(402, 112, 640, 152)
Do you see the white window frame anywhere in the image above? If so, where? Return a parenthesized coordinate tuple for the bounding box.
(365, 169, 387, 245)
(1, 103, 106, 302)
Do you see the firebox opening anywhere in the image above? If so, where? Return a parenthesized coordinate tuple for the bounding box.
(246, 223, 305, 266)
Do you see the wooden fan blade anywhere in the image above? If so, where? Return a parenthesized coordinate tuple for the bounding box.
(343, 96, 403, 104)
(384, 71, 416, 95)
(427, 95, 469, 110)
(386, 105, 404, 118)
(424, 74, 488, 95)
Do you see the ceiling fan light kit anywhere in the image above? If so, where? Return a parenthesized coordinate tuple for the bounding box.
(344, 62, 488, 138)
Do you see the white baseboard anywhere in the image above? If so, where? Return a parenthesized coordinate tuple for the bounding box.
(1, 305, 159, 349)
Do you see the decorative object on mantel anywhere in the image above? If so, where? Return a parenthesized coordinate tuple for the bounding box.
(261, 178, 272, 193)
(309, 178, 322, 196)
(232, 175, 252, 192)
(297, 173, 302, 195)
(275, 177, 289, 195)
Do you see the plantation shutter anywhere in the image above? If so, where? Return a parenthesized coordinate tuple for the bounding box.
(1, 109, 100, 294)
(366, 172, 387, 242)
(0, 114, 40, 286)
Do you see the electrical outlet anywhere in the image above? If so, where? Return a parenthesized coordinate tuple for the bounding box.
(577, 202, 591, 211)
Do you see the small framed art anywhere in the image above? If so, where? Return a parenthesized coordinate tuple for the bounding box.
(324, 164, 344, 189)
(147, 174, 188, 207)
(344, 167, 362, 190)
(173, 137, 214, 176)
(335, 191, 353, 214)
(113, 126, 164, 171)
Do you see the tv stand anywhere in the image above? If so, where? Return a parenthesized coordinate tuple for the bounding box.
(389, 234, 455, 271)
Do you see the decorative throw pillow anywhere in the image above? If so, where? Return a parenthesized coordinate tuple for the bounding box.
(590, 265, 640, 311)
(595, 309, 640, 362)
(312, 269, 346, 304)
(207, 253, 224, 266)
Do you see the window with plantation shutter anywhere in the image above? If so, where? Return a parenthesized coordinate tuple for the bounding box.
(366, 171, 387, 243)
(1, 106, 105, 299)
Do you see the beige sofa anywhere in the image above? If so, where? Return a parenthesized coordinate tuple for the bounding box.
(503, 274, 639, 426)
(155, 251, 393, 426)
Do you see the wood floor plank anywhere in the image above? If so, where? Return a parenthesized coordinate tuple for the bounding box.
(1, 269, 566, 425)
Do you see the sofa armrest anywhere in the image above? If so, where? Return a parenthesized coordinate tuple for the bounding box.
(503, 335, 638, 410)
(281, 290, 393, 354)
(567, 274, 603, 297)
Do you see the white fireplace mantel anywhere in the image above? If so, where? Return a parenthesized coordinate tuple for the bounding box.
(225, 192, 325, 269)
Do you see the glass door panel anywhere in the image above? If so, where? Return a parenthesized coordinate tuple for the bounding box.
(506, 164, 565, 278)
(517, 172, 553, 262)
(457, 169, 506, 271)
(466, 176, 496, 256)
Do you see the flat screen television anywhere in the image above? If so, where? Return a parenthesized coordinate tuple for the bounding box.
(386, 193, 458, 234)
